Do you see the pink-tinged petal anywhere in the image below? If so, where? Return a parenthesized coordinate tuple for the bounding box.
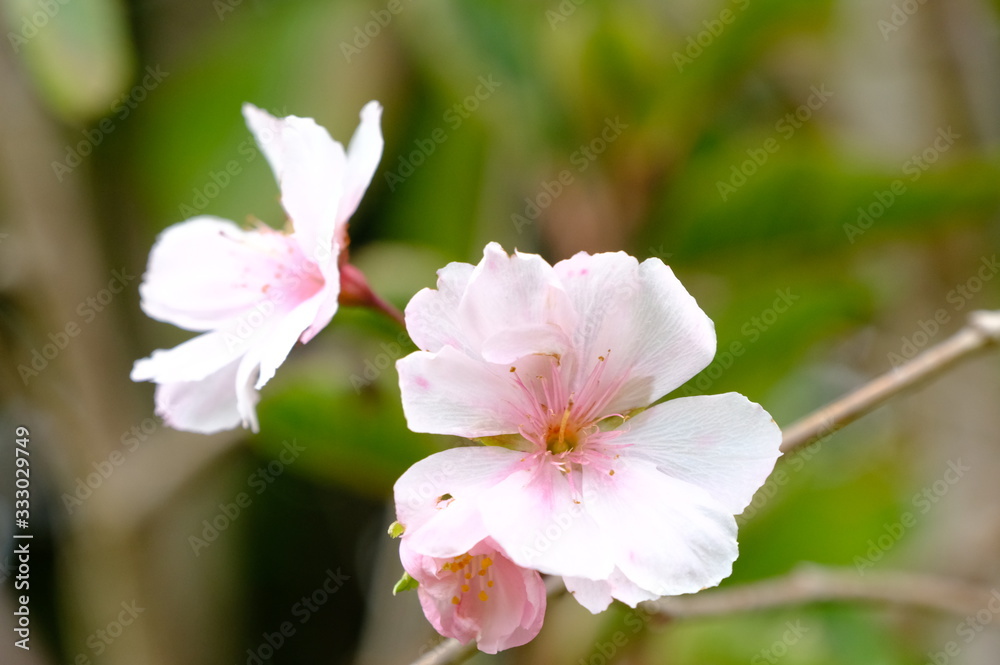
(396, 346, 527, 438)
(250, 293, 325, 389)
(131, 330, 243, 384)
(480, 460, 614, 580)
(405, 243, 575, 357)
(480, 324, 571, 366)
(149, 359, 248, 434)
(553, 252, 716, 413)
(457, 243, 575, 355)
(404, 260, 476, 352)
(138, 217, 323, 332)
(401, 539, 545, 654)
(621, 393, 782, 514)
(242, 104, 347, 264)
(299, 267, 340, 344)
(394, 447, 524, 558)
(563, 570, 658, 614)
(582, 457, 737, 597)
(337, 101, 384, 231)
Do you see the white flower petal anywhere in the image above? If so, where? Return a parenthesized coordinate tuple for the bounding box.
(338, 100, 384, 226)
(396, 346, 528, 437)
(138, 216, 320, 332)
(404, 243, 575, 357)
(394, 447, 525, 558)
(582, 457, 738, 597)
(480, 461, 615, 581)
(242, 103, 347, 264)
(563, 570, 658, 614)
(621, 393, 782, 514)
(131, 330, 243, 384)
(150, 359, 247, 434)
(553, 252, 716, 412)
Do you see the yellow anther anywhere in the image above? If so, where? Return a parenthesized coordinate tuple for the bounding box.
(481, 557, 493, 569)
(478, 591, 489, 602)
(461, 584, 470, 593)
(451, 596, 461, 605)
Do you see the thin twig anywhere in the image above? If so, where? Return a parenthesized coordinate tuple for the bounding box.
(404, 310, 1000, 665)
(647, 564, 995, 619)
(412, 566, 997, 665)
(780, 309, 1000, 454)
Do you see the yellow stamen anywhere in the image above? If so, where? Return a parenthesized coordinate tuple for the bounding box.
(478, 591, 489, 602)
(451, 596, 461, 605)
(461, 584, 470, 592)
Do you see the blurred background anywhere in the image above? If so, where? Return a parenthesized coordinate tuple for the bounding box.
(1, 0, 1000, 663)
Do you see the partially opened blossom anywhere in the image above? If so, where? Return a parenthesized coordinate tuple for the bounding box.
(394, 243, 781, 615)
(399, 536, 545, 653)
(131, 102, 383, 433)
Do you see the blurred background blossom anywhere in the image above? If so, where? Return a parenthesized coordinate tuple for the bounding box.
(1, 0, 999, 663)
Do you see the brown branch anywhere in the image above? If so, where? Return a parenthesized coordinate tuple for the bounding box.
(780, 309, 1000, 454)
(647, 565, 995, 619)
(404, 310, 1000, 665)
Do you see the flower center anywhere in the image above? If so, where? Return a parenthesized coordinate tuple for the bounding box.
(544, 405, 580, 454)
(442, 553, 495, 605)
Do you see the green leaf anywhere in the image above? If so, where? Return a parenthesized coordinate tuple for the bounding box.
(392, 572, 419, 596)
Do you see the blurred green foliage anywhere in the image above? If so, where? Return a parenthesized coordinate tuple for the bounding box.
(11, 0, 1000, 662)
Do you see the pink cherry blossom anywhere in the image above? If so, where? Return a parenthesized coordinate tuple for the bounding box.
(399, 537, 546, 653)
(131, 102, 383, 433)
(394, 243, 782, 613)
